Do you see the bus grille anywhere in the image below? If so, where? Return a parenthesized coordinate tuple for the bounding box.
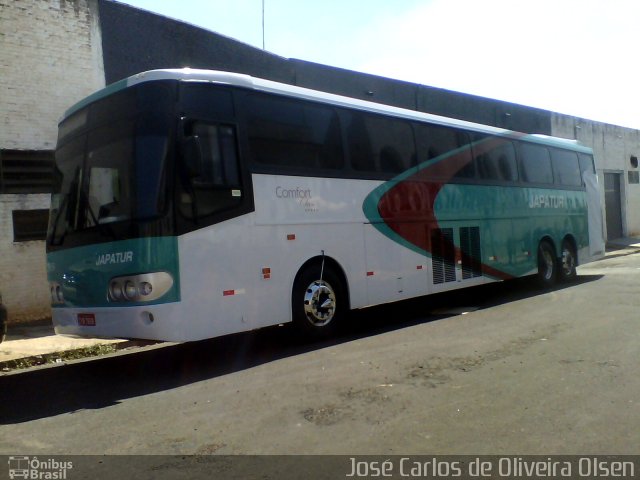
(460, 226, 482, 279)
(431, 228, 456, 284)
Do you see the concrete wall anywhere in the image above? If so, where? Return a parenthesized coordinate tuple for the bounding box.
(291, 60, 553, 136)
(0, 0, 105, 150)
(98, 0, 294, 85)
(621, 130, 640, 236)
(0, 0, 105, 322)
(292, 59, 421, 111)
(552, 114, 640, 237)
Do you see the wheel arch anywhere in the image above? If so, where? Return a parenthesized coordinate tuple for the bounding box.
(537, 234, 557, 254)
(293, 255, 351, 310)
(561, 234, 578, 265)
(536, 235, 559, 288)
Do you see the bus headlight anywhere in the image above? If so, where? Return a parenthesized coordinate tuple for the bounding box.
(108, 272, 173, 303)
(110, 281, 124, 301)
(139, 282, 153, 297)
(124, 281, 137, 300)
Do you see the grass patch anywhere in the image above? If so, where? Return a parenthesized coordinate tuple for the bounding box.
(1, 343, 118, 372)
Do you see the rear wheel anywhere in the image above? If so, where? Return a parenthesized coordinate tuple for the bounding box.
(292, 263, 346, 339)
(559, 239, 577, 282)
(536, 240, 557, 288)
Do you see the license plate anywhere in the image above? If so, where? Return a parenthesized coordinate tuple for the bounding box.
(78, 313, 96, 326)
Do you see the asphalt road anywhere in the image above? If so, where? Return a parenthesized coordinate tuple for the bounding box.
(1, 250, 639, 457)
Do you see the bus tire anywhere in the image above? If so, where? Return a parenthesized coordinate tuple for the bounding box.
(292, 263, 345, 339)
(559, 239, 577, 282)
(536, 240, 557, 288)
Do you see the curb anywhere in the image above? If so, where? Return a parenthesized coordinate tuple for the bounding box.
(604, 245, 640, 260)
(0, 339, 161, 374)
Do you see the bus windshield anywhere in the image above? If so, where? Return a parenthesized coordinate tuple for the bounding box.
(48, 82, 175, 248)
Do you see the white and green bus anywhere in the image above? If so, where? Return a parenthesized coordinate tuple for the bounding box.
(46, 69, 605, 341)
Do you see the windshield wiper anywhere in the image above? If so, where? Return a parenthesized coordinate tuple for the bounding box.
(49, 195, 70, 246)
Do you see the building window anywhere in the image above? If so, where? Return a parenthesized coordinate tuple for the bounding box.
(629, 171, 640, 185)
(630, 155, 638, 169)
(0, 149, 54, 194)
(12, 209, 50, 242)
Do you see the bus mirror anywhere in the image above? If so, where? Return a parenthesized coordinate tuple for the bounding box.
(182, 136, 203, 178)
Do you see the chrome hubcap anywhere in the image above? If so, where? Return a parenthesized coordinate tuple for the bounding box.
(303, 280, 336, 327)
(562, 248, 575, 276)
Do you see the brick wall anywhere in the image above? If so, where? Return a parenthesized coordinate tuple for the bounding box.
(0, 0, 105, 322)
(0, 195, 51, 322)
(0, 0, 104, 149)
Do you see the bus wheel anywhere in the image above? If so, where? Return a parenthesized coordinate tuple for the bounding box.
(536, 240, 557, 288)
(292, 263, 345, 339)
(559, 240, 577, 282)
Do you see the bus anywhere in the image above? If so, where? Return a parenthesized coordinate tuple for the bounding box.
(46, 69, 605, 341)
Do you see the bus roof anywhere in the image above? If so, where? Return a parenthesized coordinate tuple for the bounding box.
(64, 68, 593, 154)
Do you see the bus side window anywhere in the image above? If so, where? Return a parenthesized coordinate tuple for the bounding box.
(472, 135, 518, 182)
(578, 153, 596, 180)
(451, 130, 475, 179)
(245, 93, 344, 172)
(519, 143, 553, 185)
(414, 124, 474, 180)
(191, 123, 240, 187)
(180, 122, 242, 218)
(551, 149, 581, 187)
(343, 110, 415, 176)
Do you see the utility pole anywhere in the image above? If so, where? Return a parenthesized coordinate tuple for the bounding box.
(262, 0, 265, 50)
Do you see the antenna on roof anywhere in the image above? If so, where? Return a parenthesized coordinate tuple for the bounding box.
(262, 0, 266, 50)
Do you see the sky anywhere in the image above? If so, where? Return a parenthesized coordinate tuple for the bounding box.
(119, 0, 640, 129)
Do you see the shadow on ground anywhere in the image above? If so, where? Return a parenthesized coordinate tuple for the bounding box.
(0, 274, 602, 424)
